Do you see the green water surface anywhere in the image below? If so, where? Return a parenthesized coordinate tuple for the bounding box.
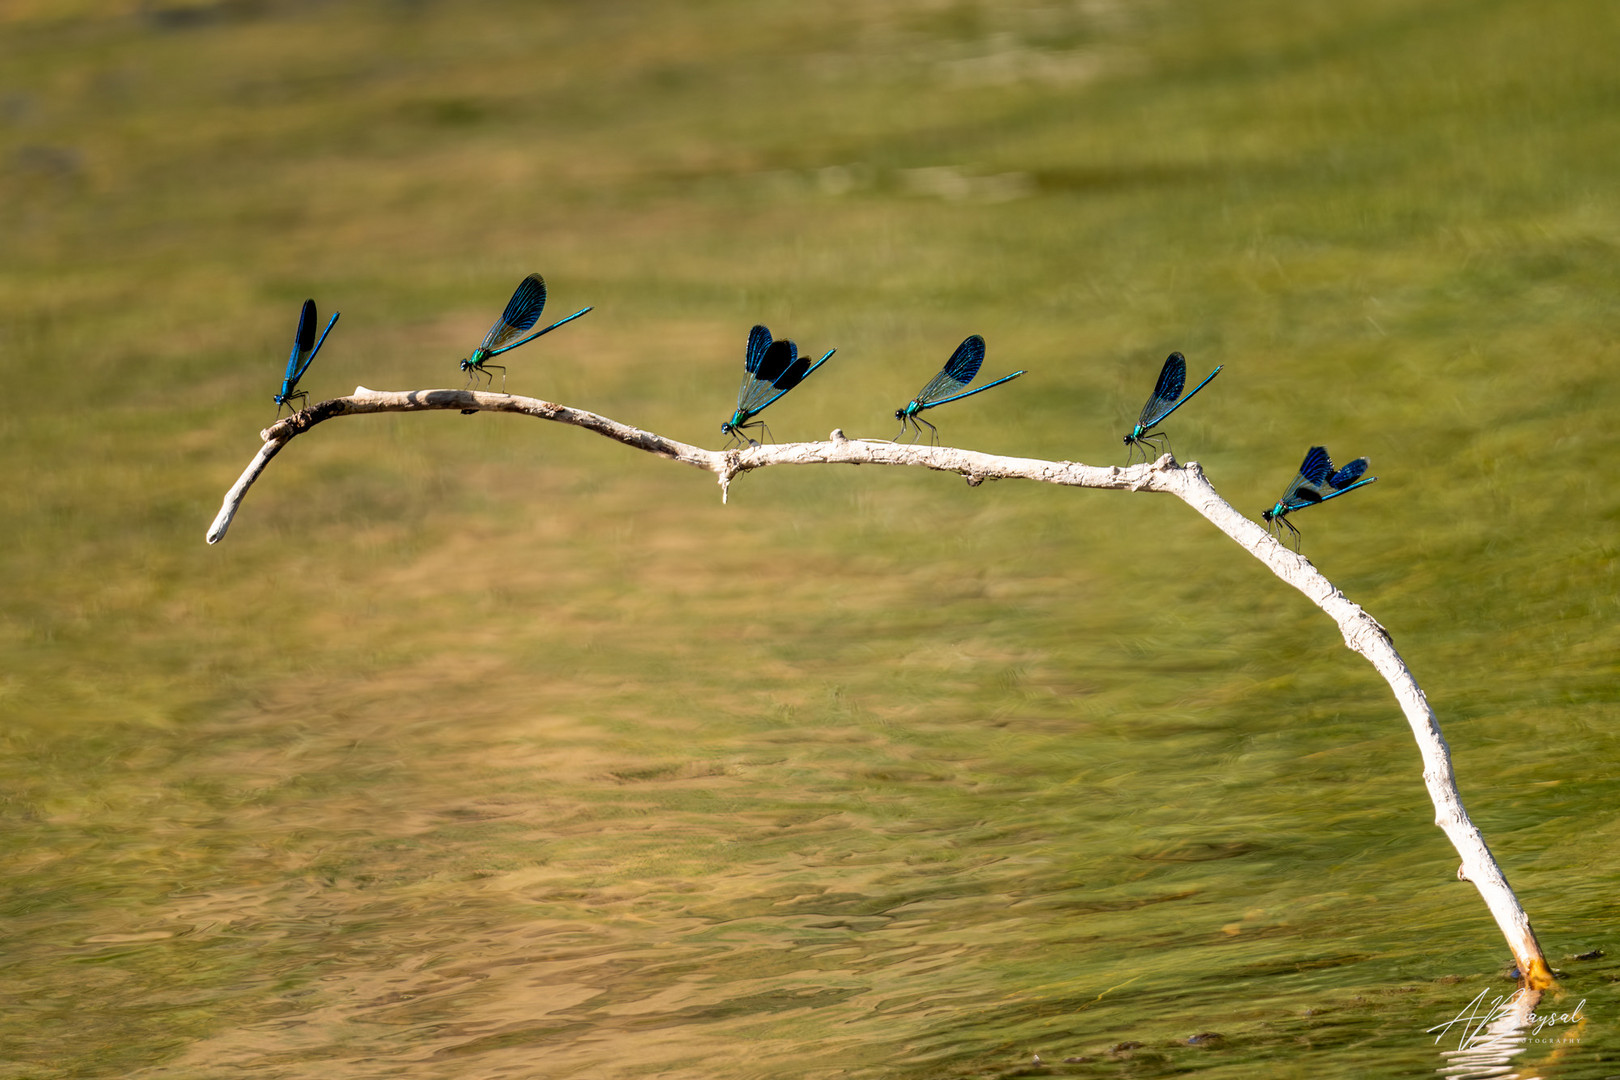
(1, 0, 1616, 1076)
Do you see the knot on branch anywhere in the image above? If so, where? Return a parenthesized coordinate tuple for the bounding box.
(260, 415, 305, 441)
(261, 398, 348, 442)
(1118, 465, 1156, 492)
(718, 454, 741, 504)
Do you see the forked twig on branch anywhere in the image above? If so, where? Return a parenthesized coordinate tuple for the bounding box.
(207, 386, 1553, 990)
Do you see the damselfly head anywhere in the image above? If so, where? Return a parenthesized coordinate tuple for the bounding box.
(894, 408, 906, 421)
(1262, 506, 1277, 522)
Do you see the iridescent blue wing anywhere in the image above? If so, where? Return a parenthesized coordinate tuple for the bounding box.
(1277, 446, 1335, 510)
(1314, 457, 1378, 505)
(745, 325, 773, 374)
(1138, 352, 1188, 428)
(1329, 457, 1370, 490)
(756, 345, 835, 414)
(732, 327, 778, 415)
(912, 368, 967, 407)
(478, 274, 547, 353)
(739, 340, 798, 413)
(277, 299, 339, 407)
(758, 339, 796, 385)
(941, 335, 986, 384)
(285, 299, 317, 384)
(915, 335, 985, 405)
(739, 344, 836, 421)
(774, 351, 812, 391)
(1299, 446, 1334, 485)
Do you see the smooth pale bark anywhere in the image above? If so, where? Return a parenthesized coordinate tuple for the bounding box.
(207, 387, 1553, 989)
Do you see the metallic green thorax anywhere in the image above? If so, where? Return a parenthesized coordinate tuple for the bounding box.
(722, 408, 753, 433)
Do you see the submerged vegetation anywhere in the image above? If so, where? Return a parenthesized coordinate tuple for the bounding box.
(1, 0, 1617, 1076)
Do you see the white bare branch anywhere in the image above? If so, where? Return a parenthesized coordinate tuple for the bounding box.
(206, 386, 1552, 987)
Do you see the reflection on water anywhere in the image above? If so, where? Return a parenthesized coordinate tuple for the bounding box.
(1432, 988, 1589, 1080)
(1433, 986, 1540, 1080)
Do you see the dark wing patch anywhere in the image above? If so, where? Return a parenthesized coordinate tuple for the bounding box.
(737, 339, 799, 414)
(942, 335, 986, 384)
(480, 274, 547, 352)
(1299, 446, 1334, 486)
(284, 299, 317, 384)
(295, 299, 316, 355)
(500, 274, 547, 333)
(756, 339, 796, 384)
(775, 353, 812, 391)
(1329, 458, 1370, 489)
(745, 325, 772, 374)
(1138, 352, 1187, 427)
